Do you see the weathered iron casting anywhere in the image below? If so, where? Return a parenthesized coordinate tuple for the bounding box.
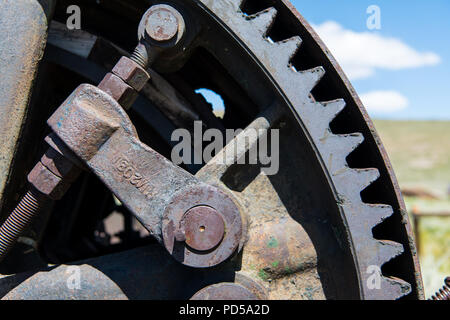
(191, 274, 268, 300)
(0, 0, 425, 300)
(0, 3, 244, 269)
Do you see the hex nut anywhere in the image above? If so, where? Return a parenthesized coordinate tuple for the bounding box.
(41, 147, 81, 182)
(28, 162, 72, 200)
(112, 57, 150, 92)
(98, 73, 138, 109)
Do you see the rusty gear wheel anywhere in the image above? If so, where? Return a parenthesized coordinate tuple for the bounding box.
(0, 0, 423, 300)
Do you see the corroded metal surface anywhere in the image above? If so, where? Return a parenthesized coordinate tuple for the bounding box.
(191, 283, 258, 300)
(162, 185, 243, 267)
(195, 0, 422, 299)
(112, 57, 150, 92)
(0, 244, 239, 300)
(279, 0, 424, 299)
(0, 0, 55, 210)
(182, 206, 225, 251)
(0, 0, 423, 300)
(139, 4, 186, 46)
(47, 83, 243, 266)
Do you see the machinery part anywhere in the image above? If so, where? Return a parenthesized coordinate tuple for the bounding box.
(191, 0, 421, 299)
(0, 0, 55, 212)
(430, 277, 450, 300)
(0, 4, 153, 263)
(48, 83, 243, 267)
(0, 54, 146, 262)
(0, 0, 423, 299)
(0, 2, 244, 268)
(162, 185, 243, 267)
(182, 206, 225, 251)
(191, 273, 268, 300)
(140, 5, 186, 44)
(0, 190, 44, 260)
(28, 138, 81, 201)
(135, 4, 187, 68)
(0, 136, 80, 262)
(191, 283, 259, 300)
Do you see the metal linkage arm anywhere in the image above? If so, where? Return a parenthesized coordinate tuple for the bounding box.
(0, 4, 244, 268)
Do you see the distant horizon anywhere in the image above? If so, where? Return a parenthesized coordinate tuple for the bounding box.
(373, 118, 450, 122)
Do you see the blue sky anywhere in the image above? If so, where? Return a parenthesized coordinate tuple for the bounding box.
(201, 1, 449, 120)
(290, 0, 450, 120)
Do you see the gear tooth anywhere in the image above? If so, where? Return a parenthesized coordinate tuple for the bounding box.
(376, 240, 404, 265)
(366, 276, 412, 300)
(198, 3, 415, 299)
(355, 168, 380, 191)
(321, 133, 364, 173)
(247, 7, 277, 36)
(275, 36, 302, 64)
(381, 277, 412, 299)
(365, 204, 394, 228)
(300, 66, 325, 90)
(321, 99, 346, 122)
(340, 133, 364, 153)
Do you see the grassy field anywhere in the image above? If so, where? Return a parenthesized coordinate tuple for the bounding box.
(374, 120, 449, 298)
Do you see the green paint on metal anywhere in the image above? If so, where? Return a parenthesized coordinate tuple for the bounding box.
(267, 237, 278, 248)
(258, 269, 269, 281)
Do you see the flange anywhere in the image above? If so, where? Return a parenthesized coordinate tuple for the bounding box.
(162, 185, 243, 268)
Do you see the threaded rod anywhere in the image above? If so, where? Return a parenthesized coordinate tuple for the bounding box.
(430, 277, 450, 300)
(0, 190, 45, 261)
(130, 44, 149, 69)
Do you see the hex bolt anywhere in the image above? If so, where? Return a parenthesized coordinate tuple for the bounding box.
(0, 135, 81, 262)
(0, 4, 185, 263)
(135, 4, 186, 68)
(146, 6, 180, 43)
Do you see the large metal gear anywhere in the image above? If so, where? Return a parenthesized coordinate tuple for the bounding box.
(0, 0, 423, 300)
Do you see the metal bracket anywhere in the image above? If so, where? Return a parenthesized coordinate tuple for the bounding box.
(48, 84, 243, 267)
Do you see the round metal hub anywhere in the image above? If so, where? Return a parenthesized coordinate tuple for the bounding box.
(162, 185, 244, 268)
(191, 283, 258, 300)
(183, 206, 225, 252)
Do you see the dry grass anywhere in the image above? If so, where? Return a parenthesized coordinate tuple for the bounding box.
(374, 120, 449, 298)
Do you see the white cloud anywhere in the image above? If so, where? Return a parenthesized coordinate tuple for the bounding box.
(360, 90, 409, 113)
(312, 21, 441, 80)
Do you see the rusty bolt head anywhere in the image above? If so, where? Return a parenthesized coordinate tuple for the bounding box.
(147, 7, 178, 42)
(138, 5, 185, 47)
(112, 57, 150, 92)
(98, 73, 138, 109)
(182, 206, 225, 252)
